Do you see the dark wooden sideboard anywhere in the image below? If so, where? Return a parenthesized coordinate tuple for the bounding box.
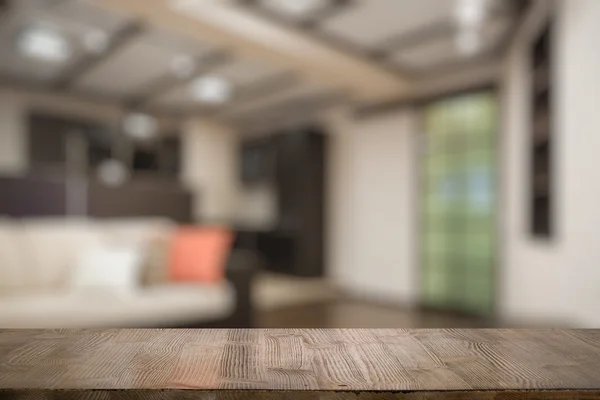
(0, 175, 193, 222)
(0, 329, 599, 399)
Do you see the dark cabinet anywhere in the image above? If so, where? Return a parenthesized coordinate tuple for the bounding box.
(28, 113, 182, 179)
(276, 130, 326, 277)
(238, 128, 327, 277)
(240, 138, 276, 184)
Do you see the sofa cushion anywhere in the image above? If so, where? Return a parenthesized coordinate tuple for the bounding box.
(169, 227, 233, 284)
(20, 219, 105, 290)
(0, 220, 27, 291)
(103, 218, 174, 248)
(140, 236, 170, 286)
(0, 283, 234, 328)
(71, 245, 143, 295)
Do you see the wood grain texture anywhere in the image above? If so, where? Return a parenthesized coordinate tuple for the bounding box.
(0, 330, 599, 400)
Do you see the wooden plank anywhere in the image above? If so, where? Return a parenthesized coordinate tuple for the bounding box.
(1, 391, 600, 400)
(0, 330, 599, 399)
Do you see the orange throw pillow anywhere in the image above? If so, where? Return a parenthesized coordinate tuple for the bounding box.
(169, 227, 233, 283)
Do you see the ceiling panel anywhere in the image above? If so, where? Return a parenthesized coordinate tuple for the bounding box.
(0, 0, 135, 84)
(143, 28, 215, 58)
(152, 56, 284, 109)
(212, 57, 283, 87)
(76, 33, 190, 98)
(391, 17, 511, 71)
(0, 15, 87, 82)
(258, 0, 333, 22)
(321, 0, 455, 49)
(152, 85, 194, 109)
(52, 0, 131, 34)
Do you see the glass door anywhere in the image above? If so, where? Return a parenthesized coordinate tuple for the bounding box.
(421, 92, 497, 316)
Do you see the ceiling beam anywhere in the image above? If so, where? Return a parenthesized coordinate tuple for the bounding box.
(237, 0, 412, 79)
(213, 71, 301, 116)
(89, 0, 410, 102)
(224, 91, 346, 131)
(0, 74, 126, 110)
(127, 50, 232, 109)
(52, 21, 144, 91)
(493, 0, 533, 56)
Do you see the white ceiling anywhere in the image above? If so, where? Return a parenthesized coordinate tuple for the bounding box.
(0, 0, 128, 83)
(250, 0, 520, 72)
(0, 0, 523, 120)
(76, 38, 179, 98)
(391, 17, 511, 70)
(322, 0, 455, 48)
(76, 29, 216, 98)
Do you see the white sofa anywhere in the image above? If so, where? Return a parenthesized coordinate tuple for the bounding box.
(0, 218, 236, 328)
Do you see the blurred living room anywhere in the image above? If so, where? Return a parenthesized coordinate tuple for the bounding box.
(0, 0, 598, 329)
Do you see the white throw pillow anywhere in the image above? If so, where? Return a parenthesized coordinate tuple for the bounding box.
(71, 246, 143, 296)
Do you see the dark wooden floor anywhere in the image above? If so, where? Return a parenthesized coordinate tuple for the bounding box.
(255, 300, 497, 329)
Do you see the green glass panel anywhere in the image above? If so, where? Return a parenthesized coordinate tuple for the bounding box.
(464, 275, 494, 314)
(425, 153, 447, 177)
(425, 173, 454, 216)
(425, 104, 448, 153)
(464, 253, 493, 275)
(465, 94, 497, 148)
(421, 91, 497, 316)
(424, 232, 447, 255)
(424, 251, 451, 274)
(467, 214, 493, 234)
(467, 232, 494, 259)
(423, 272, 448, 305)
(469, 149, 495, 169)
(425, 212, 446, 233)
(445, 98, 467, 138)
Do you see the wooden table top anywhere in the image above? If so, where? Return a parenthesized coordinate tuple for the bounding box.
(1, 329, 599, 399)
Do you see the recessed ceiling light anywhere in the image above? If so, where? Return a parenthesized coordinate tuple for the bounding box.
(123, 113, 158, 140)
(455, 28, 481, 55)
(170, 55, 196, 79)
(454, 0, 488, 28)
(265, 0, 326, 16)
(190, 76, 232, 104)
(83, 29, 110, 54)
(18, 26, 71, 63)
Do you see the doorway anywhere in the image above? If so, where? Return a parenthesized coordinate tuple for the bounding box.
(420, 91, 498, 316)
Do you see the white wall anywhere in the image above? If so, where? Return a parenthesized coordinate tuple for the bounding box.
(555, 0, 600, 327)
(181, 118, 240, 223)
(499, 0, 568, 323)
(325, 107, 417, 304)
(500, 0, 600, 326)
